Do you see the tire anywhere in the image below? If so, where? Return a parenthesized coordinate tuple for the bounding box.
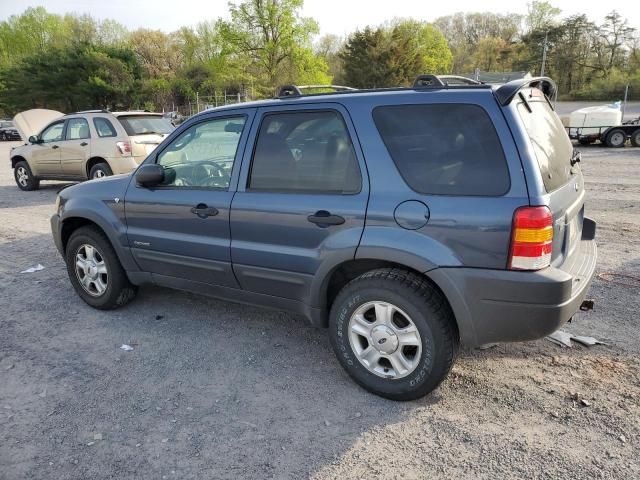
(605, 129, 626, 148)
(65, 226, 137, 309)
(329, 268, 458, 401)
(630, 129, 640, 148)
(89, 162, 113, 180)
(14, 161, 40, 191)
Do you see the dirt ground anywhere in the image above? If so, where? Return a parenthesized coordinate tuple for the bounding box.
(0, 140, 638, 480)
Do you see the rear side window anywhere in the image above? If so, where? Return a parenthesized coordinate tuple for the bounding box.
(249, 111, 361, 193)
(516, 94, 573, 192)
(93, 117, 117, 137)
(118, 115, 173, 136)
(373, 104, 510, 196)
(66, 118, 90, 140)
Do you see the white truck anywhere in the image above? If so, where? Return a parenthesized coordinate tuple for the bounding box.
(567, 103, 640, 147)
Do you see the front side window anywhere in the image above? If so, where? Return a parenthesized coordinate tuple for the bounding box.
(40, 122, 65, 143)
(249, 111, 361, 193)
(373, 104, 510, 196)
(66, 118, 90, 140)
(156, 116, 246, 189)
(94, 117, 117, 138)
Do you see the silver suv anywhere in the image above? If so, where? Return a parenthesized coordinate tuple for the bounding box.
(10, 109, 174, 190)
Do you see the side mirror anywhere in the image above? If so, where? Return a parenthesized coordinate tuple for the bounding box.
(28, 135, 40, 144)
(136, 164, 164, 187)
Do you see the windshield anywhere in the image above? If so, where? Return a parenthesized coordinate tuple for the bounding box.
(517, 92, 574, 192)
(117, 115, 173, 136)
(0, 121, 14, 128)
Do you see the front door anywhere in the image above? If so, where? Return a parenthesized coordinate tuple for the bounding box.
(59, 117, 91, 177)
(31, 120, 65, 175)
(124, 109, 255, 287)
(230, 104, 369, 304)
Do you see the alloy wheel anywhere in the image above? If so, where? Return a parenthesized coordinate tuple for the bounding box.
(348, 301, 422, 379)
(16, 166, 29, 187)
(75, 244, 108, 296)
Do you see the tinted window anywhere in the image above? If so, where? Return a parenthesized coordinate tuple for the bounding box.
(157, 116, 246, 189)
(40, 122, 65, 143)
(118, 115, 173, 135)
(66, 118, 90, 140)
(373, 104, 510, 196)
(93, 117, 117, 137)
(249, 111, 361, 193)
(516, 93, 574, 192)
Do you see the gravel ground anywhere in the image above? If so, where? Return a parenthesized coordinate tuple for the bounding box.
(0, 140, 639, 479)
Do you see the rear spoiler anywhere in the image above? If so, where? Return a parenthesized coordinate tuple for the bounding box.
(494, 77, 557, 106)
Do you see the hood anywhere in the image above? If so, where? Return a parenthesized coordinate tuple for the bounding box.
(13, 109, 64, 140)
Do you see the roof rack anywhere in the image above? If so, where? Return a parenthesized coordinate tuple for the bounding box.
(494, 77, 557, 105)
(67, 109, 110, 115)
(277, 84, 357, 98)
(412, 74, 482, 87)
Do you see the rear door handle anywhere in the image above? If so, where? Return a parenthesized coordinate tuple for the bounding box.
(307, 210, 345, 227)
(51, 145, 59, 149)
(80, 142, 88, 146)
(190, 203, 219, 219)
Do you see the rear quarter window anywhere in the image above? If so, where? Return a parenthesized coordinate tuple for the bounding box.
(373, 104, 510, 196)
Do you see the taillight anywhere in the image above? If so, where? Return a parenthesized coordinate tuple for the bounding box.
(508, 206, 553, 270)
(116, 141, 131, 156)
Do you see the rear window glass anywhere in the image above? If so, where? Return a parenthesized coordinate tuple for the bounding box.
(117, 115, 173, 136)
(516, 95, 573, 192)
(373, 104, 510, 196)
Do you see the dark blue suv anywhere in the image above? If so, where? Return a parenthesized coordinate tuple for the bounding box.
(51, 76, 597, 400)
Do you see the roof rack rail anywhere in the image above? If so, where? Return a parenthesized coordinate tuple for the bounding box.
(277, 84, 357, 98)
(412, 74, 482, 88)
(494, 77, 557, 105)
(67, 109, 110, 115)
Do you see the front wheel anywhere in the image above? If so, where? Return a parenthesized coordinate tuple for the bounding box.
(89, 162, 113, 180)
(14, 161, 40, 191)
(329, 268, 458, 401)
(65, 226, 137, 309)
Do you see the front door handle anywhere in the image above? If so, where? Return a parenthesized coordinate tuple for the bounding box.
(80, 142, 88, 146)
(307, 210, 345, 227)
(51, 145, 59, 149)
(190, 203, 219, 219)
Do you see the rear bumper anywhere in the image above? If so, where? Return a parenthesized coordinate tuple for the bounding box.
(430, 219, 597, 347)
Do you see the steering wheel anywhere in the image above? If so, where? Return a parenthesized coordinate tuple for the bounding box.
(192, 160, 230, 187)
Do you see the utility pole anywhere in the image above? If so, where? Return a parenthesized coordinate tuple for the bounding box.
(540, 32, 548, 77)
(622, 84, 629, 120)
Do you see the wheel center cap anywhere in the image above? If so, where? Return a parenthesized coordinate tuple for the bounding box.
(371, 325, 399, 354)
(87, 262, 98, 279)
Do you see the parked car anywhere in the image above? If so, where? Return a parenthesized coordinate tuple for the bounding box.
(10, 109, 174, 190)
(51, 76, 597, 400)
(0, 120, 21, 141)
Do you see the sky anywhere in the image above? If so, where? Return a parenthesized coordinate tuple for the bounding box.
(0, 0, 638, 36)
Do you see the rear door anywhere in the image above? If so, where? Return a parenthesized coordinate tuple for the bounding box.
(31, 120, 65, 175)
(59, 117, 91, 177)
(512, 89, 585, 264)
(230, 103, 368, 303)
(124, 109, 255, 287)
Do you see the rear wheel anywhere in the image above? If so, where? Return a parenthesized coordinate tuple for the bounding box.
(14, 161, 40, 191)
(606, 129, 626, 148)
(65, 226, 137, 309)
(329, 268, 458, 401)
(89, 162, 113, 179)
(630, 129, 640, 148)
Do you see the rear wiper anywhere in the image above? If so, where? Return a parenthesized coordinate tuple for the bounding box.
(135, 131, 166, 135)
(570, 149, 581, 166)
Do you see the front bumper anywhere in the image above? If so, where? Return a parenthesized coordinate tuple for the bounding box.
(431, 219, 597, 347)
(51, 213, 63, 256)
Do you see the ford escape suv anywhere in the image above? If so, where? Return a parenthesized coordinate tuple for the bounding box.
(11, 109, 173, 190)
(51, 76, 597, 400)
